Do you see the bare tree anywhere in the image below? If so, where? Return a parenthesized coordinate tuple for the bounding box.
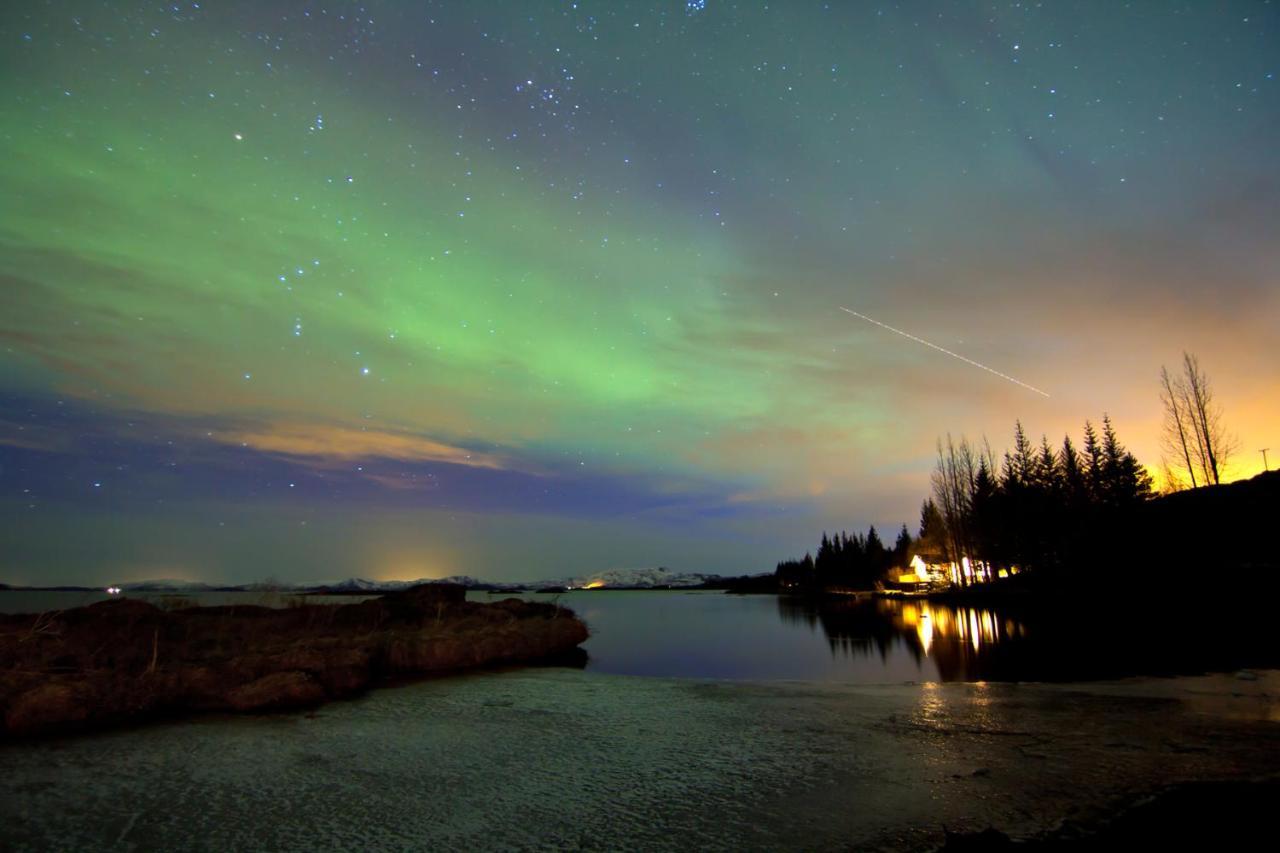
(1182, 352, 1233, 484)
(931, 434, 978, 583)
(1158, 459, 1188, 495)
(1159, 352, 1235, 487)
(1159, 366, 1198, 489)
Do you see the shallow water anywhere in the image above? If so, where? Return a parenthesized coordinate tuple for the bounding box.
(2, 670, 1277, 851)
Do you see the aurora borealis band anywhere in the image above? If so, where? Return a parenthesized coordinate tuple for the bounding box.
(2, 2, 1277, 585)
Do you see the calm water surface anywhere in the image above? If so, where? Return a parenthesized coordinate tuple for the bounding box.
(502, 589, 1277, 682)
(545, 590, 939, 681)
(1, 588, 1271, 683)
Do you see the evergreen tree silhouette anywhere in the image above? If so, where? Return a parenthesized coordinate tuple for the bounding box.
(1059, 434, 1086, 507)
(1082, 420, 1104, 500)
(893, 524, 913, 567)
(865, 526, 886, 584)
(970, 456, 1000, 568)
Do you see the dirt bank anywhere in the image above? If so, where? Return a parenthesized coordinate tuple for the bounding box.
(0, 584, 588, 737)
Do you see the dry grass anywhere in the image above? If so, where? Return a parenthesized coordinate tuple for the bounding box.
(1, 584, 589, 737)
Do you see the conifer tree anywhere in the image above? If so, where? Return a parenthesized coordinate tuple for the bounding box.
(969, 456, 1000, 567)
(1082, 420, 1104, 499)
(893, 524, 913, 567)
(1035, 435, 1060, 494)
(1059, 434, 1086, 505)
(1012, 420, 1036, 486)
(917, 499, 946, 564)
(865, 525, 886, 581)
(1100, 415, 1131, 506)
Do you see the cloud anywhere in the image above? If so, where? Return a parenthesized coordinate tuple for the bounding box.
(217, 422, 505, 469)
(0, 420, 71, 453)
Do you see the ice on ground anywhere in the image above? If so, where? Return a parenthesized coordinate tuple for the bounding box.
(1, 670, 1277, 852)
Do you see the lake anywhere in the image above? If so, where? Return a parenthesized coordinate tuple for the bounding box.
(2, 588, 1271, 683)
(517, 589, 1278, 682)
(2, 589, 1277, 851)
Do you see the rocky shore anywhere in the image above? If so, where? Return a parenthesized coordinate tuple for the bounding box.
(0, 584, 588, 737)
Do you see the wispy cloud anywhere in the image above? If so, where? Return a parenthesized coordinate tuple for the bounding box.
(217, 422, 505, 469)
(0, 420, 71, 453)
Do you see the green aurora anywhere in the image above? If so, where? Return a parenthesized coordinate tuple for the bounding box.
(2, 2, 1277, 583)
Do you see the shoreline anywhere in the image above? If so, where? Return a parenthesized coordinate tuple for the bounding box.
(3, 669, 1275, 851)
(0, 584, 588, 738)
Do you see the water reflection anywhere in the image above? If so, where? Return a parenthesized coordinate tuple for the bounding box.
(1, 589, 1272, 683)
(896, 601, 1012, 654)
(892, 600, 1026, 681)
(777, 594, 1275, 683)
(777, 595, 926, 667)
(778, 597, 1028, 682)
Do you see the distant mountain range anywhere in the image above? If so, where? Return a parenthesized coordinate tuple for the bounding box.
(4, 567, 725, 593)
(280, 567, 724, 592)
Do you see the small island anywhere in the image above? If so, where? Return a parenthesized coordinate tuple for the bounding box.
(0, 584, 588, 738)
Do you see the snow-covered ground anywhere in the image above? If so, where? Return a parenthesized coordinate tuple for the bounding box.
(2, 670, 1276, 851)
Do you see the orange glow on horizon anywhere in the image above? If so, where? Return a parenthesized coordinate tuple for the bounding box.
(372, 551, 459, 583)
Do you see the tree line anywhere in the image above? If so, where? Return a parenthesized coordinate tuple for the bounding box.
(924, 416, 1152, 586)
(775, 416, 1154, 592)
(775, 524, 913, 591)
(772, 352, 1238, 593)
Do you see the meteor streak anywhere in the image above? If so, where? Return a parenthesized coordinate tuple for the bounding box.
(839, 306, 1050, 398)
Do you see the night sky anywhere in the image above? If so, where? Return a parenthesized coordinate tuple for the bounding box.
(2, 2, 1277, 585)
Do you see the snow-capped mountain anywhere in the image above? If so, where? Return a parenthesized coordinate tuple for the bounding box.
(310, 569, 717, 591)
(559, 567, 720, 589)
(317, 576, 498, 591)
(106, 567, 722, 593)
(432, 575, 498, 588)
(315, 578, 397, 592)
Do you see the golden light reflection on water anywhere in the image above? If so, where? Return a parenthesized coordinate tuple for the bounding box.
(890, 601, 1024, 659)
(786, 593, 1271, 684)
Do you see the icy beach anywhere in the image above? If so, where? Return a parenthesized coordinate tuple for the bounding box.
(3, 668, 1276, 851)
